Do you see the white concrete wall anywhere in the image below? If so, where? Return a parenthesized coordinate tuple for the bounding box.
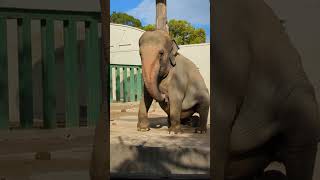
(178, 43, 210, 92)
(110, 23, 144, 66)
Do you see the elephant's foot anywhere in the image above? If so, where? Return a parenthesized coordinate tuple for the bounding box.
(137, 120, 150, 132)
(137, 127, 150, 132)
(194, 126, 207, 134)
(255, 170, 287, 180)
(168, 125, 183, 134)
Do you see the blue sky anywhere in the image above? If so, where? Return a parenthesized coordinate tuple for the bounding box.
(110, 0, 210, 43)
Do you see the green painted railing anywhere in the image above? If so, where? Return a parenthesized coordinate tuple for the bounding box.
(0, 8, 144, 129)
(0, 8, 102, 129)
(110, 65, 143, 102)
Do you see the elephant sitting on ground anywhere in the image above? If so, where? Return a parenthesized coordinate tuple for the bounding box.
(137, 30, 210, 134)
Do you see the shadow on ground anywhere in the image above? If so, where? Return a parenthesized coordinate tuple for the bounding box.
(148, 116, 200, 129)
(111, 136, 210, 176)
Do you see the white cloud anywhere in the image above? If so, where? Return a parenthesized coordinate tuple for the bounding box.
(127, 0, 156, 25)
(127, 0, 210, 25)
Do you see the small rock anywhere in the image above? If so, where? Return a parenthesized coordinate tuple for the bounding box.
(65, 134, 71, 139)
(35, 151, 51, 160)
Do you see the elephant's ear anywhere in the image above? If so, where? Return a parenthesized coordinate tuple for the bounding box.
(169, 39, 179, 66)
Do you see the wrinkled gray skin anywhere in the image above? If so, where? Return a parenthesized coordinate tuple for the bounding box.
(137, 30, 210, 134)
(213, 0, 320, 180)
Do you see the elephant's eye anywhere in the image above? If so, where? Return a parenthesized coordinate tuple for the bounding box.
(159, 50, 164, 57)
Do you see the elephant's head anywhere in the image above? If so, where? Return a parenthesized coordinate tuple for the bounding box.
(139, 30, 179, 102)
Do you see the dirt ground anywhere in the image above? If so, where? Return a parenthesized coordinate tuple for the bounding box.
(0, 102, 210, 179)
(0, 102, 319, 179)
(110, 102, 210, 175)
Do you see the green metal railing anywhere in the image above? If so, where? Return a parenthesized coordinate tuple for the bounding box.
(110, 65, 143, 102)
(0, 8, 144, 129)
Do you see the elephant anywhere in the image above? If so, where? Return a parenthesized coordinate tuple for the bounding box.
(212, 0, 320, 180)
(137, 30, 210, 134)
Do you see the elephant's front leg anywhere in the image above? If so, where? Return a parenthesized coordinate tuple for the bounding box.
(137, 86, 153, 131)
(168, 97, 183, 134)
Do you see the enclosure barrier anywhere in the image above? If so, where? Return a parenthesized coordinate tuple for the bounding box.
(110, 64, 143, 102)
(0, 8, 144, 130)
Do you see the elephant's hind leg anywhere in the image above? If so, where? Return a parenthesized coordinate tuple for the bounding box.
(195, 96, 210, 134)
(280, 87, 320, 180)
(281, 145, 317, 180)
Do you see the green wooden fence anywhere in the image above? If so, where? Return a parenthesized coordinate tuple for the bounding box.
(0, 8, 144, 129)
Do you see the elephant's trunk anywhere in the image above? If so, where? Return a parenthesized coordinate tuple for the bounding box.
(142, 58, 165, 102)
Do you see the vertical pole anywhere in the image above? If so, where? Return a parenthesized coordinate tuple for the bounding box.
(90, 0, 109, 179)
(156, 0, 169, 33)
(210, 0, 214, 178)
(0, 17, 9, 129)
(115, 66, 120, 101)
(85, 20, 101, 126)
(130, 67, 135, 101)
(64, 20, 79, 128)
(41, 19, 56, 129)
(18, 17, 33, 128)
(136, 67, 142, 101)
(110, 65, 113, 102)
(123, 67, 127, 102)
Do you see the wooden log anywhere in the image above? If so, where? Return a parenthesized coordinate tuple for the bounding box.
(156, 0, 169, 33)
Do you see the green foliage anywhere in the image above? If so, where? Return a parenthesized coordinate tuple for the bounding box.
(168, 19, 206, 45)
(110, 12, 206, 45)
(110, 12, 142, 28)
(142, 24, 156, 31)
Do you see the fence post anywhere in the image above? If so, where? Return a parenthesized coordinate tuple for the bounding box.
(64, 20, 79, 127)
(41, 19, 56, 129)
(85, 20, 101, 126)
(110, 65, 113, 102)
(0, 17, 9, 129)
(123, 67, 127, 102)
(137, 67, 142, 101)
(130, 67, 135, 101)
(116, 67, 120, 101)
(18, 17, 33, 128)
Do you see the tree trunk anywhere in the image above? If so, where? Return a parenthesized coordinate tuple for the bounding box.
(156, 0, 169, 33)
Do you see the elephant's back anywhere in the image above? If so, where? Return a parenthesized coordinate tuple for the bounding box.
(175, 54, 208, 88)
(175, 54, 200, 72)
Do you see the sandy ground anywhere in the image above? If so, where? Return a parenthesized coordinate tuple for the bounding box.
(0, 102, 319, 179)
(109, 102, 210, 175)
(0, 102, 210, 179)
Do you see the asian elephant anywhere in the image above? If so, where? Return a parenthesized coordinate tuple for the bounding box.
(137, 30, 210, 134)
(212, 0, 320, 180)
